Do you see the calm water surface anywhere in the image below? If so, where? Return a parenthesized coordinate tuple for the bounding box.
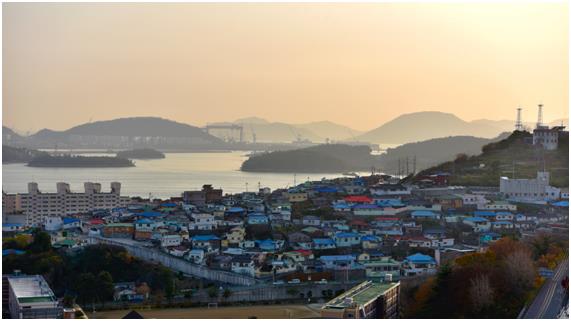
(2, 152, 360, 198)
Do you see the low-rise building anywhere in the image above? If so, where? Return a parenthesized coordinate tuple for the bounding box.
(321, 281, 400, 319)
(6, 274, 62, 319)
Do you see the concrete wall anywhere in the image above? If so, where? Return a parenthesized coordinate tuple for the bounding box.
(89, 237, 258, 286)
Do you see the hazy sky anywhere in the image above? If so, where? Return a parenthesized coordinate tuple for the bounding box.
(3, 2, 568, 133)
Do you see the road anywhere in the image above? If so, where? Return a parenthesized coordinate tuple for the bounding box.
(523, 258, 569, 319)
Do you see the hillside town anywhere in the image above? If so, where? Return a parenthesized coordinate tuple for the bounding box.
(3, 159, 569, 318)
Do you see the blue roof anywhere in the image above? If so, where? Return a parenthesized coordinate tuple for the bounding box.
(474, 211, 496, 217)
(161, 202, 177, 207)
(361, 235, 379, 242)
(3, 223, 23, 228)
(315, 186, 338, 193)
(493, 221, 512, 225)
(353, 204, 378, 209)
(411, 210, 438, 217)
(63, 217, 80, 224)
(137, 211, 163, 218)
(136, 219, 153, 224)
(227, 207, 245, 213)
(193, 235, 219, 241)
(335, 232, 360, 238)
(552, 201, 569, 207)
(313, 238, 335, 245)
(3, 249, 25, 256)
(376, 199, 405, 207)
(465, 217, 489, 222)
(333, 204, 351, 210)
(496, 212, 513, 216)
(406, 253, 436, 264)
(320, 255, 355, 261)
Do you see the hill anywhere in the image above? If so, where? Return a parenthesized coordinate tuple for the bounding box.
(212, 117, 362, 143)
(3, 126, 25, 145)
(240, 144, 379, 173)
(415, 131, 569, 187)
(357, 111, 508, 144)
(378, 133, 510, 174)
(18, 117, 224, 150)
(2, 145, 48, 163)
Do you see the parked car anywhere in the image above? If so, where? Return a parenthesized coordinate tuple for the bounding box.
(288, 279, 301, 284)
(273, 280, 285, 285)
(315, 279, 328, 284)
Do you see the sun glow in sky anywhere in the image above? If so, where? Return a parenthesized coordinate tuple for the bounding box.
(3, 2, 568, 132)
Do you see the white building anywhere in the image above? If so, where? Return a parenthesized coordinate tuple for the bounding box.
(370, 184, 411, 196)
(533, 125, 565, 150)
(161, 234, 182, 248)
(188, 213, 217, 230)
(500, 172, 560, 202)
(16, 182, 128, 227)
(6, 274, 62, 319)
(461, 194, 488, 207)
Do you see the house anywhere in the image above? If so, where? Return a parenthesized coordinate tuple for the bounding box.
(231, 255, 255, 277)
(62, 217, 81, 229)
(312, 238, 337, 250)
(480, 232, 501, 244)
(284, 192, 308, 203)
(495, 212, 514, 221)
(256, 239, 278, 252)
(226, 226, 246, 245)
(288, 232, 312, 244)
(189, 213, 217, 230)
(187, 249, 205, 264)
(402, 253, 437, 276)
(192, 234, 220, 251)
(2, 223, 24, 233)
(247, 213, 270, 225)
(333, 232, 361, 247)
(461, 194, 488, 207)
(370, 184, 411, 196)
(44, 217, 63, 232)
(363, 257, 401, 280)
(161, 234, 182, 248)
(302, 215, 321, 226)
(411, 211, 441, 220)
(134, 219, 154, 240)
(477, 201, 517, 211)
(320, 255, 357, 269)
(361, 235, 382, 249)
(492, 221, 514, 230)
(102, 223, 134, 238)
(113, 282, 149, 302)
(463, 217, 491, 232)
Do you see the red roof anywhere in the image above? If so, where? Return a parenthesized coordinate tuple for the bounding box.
(344, 196, 372, 203)
(350, 219, 368, 226)
(293, 249, 313, 256)
(89, 218, 105, 225)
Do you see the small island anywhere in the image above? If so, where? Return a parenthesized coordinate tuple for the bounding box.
(27, 154, 135, 168)
(3, 145, 49, 164)
(116, 148, 165, 159)
(240, 144, 380, 173)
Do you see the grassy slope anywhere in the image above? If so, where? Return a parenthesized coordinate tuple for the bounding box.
(415, 131, 569, 187)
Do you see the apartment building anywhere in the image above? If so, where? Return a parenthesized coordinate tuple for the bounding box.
(16, 182, 128, 226)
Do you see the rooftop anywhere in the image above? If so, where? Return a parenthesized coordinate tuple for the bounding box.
(323, 281, 399, 309)
(7, 274, 57, 304)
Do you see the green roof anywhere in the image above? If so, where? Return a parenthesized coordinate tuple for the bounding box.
(324, 281, 399, 308)
(105, 223, 133, 227)
(18, 296, 55, 303)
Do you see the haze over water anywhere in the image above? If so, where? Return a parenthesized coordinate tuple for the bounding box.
(2, 152, 360, 198)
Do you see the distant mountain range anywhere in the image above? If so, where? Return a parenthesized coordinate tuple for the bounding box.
(357, 111, 568, 145)
(4, 112, 567, 148)
(3, 117, 224, 150)
(210, 117, 363, 143)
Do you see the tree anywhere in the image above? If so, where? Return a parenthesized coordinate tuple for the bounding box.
(207, 286, 219, 298)
(504, 249, 535, 293)
(222, 288, 232, 300)
(28, 230, 52, 253)
(469, 274, 494, 312)
(96, 271, 115, 304)
(286, 287, 299, 297)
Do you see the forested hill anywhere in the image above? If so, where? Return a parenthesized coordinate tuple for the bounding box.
(241, 144, 380, 173)
(415, 130, 569, 187)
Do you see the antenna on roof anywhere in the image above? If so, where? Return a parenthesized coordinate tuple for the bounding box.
(536, 104, 544, 129)
(515, 107, 523, 131)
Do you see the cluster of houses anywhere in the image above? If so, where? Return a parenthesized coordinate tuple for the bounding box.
(3, 174, 568, 286)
